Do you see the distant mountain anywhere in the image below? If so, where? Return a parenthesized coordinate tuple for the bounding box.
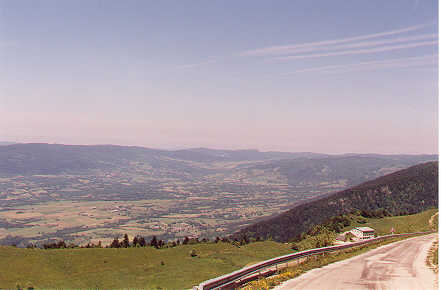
(247, 154, 437, 188)
(0, 142, 17, 146)
(164, 148, 329, 162)
(0, 143, 436, 177)
(0, 144, 325, 175)
(233, 161, 438, 242)
(0, 143, 161, 175)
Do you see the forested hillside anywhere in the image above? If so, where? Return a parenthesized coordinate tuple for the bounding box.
(234, 162, 438, 242)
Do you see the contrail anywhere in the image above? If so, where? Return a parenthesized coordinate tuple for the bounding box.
(241, 24, 430, 56)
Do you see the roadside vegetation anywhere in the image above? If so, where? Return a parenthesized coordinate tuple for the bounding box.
(426, 239, 438, 273)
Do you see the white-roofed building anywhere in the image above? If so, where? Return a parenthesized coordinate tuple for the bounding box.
(350, 226, 375, 240)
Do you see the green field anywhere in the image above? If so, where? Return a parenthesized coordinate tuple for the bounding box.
(345, 208, 438, 234)
(0, 209, 437, 290)
(0, 241, 292, 289)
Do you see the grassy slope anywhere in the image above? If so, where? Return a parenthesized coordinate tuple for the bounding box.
(345, 208, 438, 235)
(0, 241, 292, 289)
(0, 209, 437, 290)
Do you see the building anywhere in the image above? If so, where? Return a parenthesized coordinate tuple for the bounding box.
(350, 227, 375, 240)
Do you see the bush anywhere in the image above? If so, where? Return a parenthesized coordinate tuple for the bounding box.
(189, 249, 198, 257)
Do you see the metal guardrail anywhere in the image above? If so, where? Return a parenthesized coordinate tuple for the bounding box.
(194, 231, 434, 290)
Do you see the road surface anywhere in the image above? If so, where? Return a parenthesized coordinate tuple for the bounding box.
(274, 233, 437, 290)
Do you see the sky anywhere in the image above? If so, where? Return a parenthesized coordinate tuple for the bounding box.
(0, 0, 438, 154)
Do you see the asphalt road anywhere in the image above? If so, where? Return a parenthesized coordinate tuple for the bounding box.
(274, 234, 437, 290)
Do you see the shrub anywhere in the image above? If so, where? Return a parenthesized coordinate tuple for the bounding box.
(190, 249, 198, 257)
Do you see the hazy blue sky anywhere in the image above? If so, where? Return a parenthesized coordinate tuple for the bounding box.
(0, 0, 438, 154)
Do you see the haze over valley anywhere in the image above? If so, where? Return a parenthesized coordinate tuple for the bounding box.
(0, 143, 436, 246)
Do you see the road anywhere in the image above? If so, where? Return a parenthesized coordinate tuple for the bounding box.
(274, 233, 437, 290)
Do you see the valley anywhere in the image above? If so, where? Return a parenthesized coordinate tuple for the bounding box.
(0, 144, 437, 246)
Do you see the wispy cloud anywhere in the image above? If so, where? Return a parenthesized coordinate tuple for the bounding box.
(241, 24, 430, 56)
(271, 41, 437, 61)
(281, 55, 437, 75)
(258, 34, 436, 56)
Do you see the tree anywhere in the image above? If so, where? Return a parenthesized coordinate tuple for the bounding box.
(132, 236, 139, 247)
(110, 237, 120, 248)
(122, 234, 130, 248)
(56, 240, 66, 249)
(189, 249, 198, 257)
(150, 236, 159, 249)
(240, 234, 249, 245)
(138, 236, 147, 247)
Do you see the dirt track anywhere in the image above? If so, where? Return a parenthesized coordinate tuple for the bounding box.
(274, 234, 437, 290)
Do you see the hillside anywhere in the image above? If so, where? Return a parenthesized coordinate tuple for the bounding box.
(234, 162, 438, 242)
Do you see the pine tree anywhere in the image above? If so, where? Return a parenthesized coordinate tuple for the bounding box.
(139, 236, 147, 247)
(110, 237, 120, 248)
(122, 234, 130, 248)
(133, 236, 139, 247)
(150, 236, 159, 249)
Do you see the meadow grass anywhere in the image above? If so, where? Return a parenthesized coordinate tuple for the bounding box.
(0, 241, 292, 289)
(346, 208, 438, 234)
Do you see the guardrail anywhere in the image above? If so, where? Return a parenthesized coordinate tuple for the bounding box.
(194, 231, 434, 290)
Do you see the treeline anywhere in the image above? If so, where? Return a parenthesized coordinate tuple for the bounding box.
(289, 212, 372, 251)
(27, 233, 258, 250)
(233, 162, 438, 242)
